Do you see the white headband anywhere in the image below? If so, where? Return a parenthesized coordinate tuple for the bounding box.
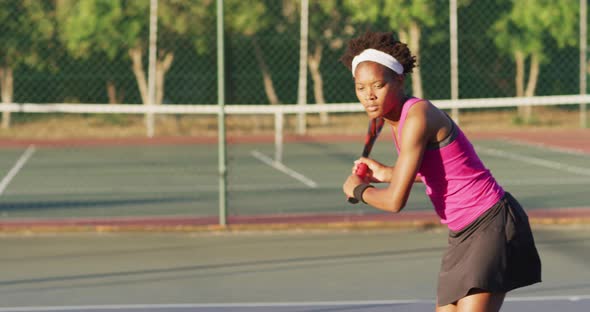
(351, 49, 404, 77)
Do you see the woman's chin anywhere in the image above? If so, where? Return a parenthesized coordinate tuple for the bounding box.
(366, 111, 381, 119)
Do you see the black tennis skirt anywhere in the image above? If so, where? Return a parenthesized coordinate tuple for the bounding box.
(437, 192, 542, 306)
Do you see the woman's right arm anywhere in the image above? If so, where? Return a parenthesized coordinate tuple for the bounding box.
(355, 158, 422, 184)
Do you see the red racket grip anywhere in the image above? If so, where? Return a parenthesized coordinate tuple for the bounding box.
(355, 163, 369, 177)
(347, 163, 369, 204)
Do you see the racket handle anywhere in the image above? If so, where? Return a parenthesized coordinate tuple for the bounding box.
(347, 163, 369, 204)
(355, 163, 369, 177)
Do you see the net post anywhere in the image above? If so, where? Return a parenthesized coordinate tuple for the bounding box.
(275, 110, 284, 164)
(583, 103, 588, 128)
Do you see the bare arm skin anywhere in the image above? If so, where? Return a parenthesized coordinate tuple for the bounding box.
(343, 100, 450, 212)
(351, 159, 422, 184)
(363, 102, 429, 212)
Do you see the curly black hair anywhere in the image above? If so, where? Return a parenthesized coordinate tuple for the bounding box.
(340, 31, 416, 75)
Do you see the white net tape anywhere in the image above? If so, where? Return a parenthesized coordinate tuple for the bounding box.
(2, 94, 590, 115)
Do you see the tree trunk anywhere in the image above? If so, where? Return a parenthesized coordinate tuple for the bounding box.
(398, 29, 409, 55)
(129, 47, 149, 105)
(398, 27, 422, 98)
(309, 44, 328, 124)
(524, 53, 539, 97)
(156, 51, 174, 105)
(522, 53, 540, 123)
(129, 47, 175, 106)
(408, 21, 423, 99)
(0, 66, 14, 129)
(107, 80, 125, 104)
(252, 36, 281, 105)
(514, 50, 526, 119)
(515, 50, 525, 97)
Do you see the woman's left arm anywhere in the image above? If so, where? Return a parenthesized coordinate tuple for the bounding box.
(359, 103, 431, 212)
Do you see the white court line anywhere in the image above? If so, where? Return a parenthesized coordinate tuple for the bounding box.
(501, 177, 590, 186)
(0, 296, 589, 311)
(504, 294, 590, 302)
(500, 138, 590, 156)
(0, 301, 431, 311)
(476, 146, 590, 176)
(0, 145, 36, 196)
(251, 150, 318, 188)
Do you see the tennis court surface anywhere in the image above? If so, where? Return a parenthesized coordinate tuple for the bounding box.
(0, 129, 589, 228)
(0, 226, 589, 311)
(0, 297, 589, 311)
(0, 130, 589, 311)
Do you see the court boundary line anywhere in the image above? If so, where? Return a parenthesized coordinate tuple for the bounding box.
(504, 294, 590, 302)
(6, 175, 587, 195)
(0, 144, 36, 196)
(0, 300, 431, 311)
(251, 150, 318, 188)
(476, 146, 590, 176)
(500, 138, 590, 156)
(1, 295, 589, 311)
(0, 206, 588, 231)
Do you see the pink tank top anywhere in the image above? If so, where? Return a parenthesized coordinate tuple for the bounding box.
(395, 98, 504, 231)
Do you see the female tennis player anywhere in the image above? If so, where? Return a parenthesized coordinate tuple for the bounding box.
(341, 31, 541, 312)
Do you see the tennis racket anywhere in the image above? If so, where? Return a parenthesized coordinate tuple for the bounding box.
(348, 117, 385, 204)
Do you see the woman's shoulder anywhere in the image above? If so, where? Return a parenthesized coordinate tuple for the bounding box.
(399, 99, 432, 135)
(405, 96, 430, 107)
(403, 98, 451, 138)
(404, 98, 436, 118)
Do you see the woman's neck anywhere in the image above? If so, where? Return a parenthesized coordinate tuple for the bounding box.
(384, 95, 410, 124)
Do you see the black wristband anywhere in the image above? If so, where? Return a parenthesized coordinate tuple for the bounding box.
(353, 183, 374, 204)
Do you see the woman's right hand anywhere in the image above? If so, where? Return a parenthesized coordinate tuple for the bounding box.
(353, 157, 392, 183)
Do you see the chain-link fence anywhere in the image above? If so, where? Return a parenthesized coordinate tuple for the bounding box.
(1, 0, 586, 107)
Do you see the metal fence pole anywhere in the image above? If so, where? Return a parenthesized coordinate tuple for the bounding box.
(581, 0, 588, 128)
(146, 0, 158, 137)
(217, 0, 227, 226)
(450, 0, 459, 123)
(296, 0, 309, 135)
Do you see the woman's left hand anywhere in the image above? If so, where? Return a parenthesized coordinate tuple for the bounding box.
(355, 157, 392, 183)
(342, 173, 366, 199)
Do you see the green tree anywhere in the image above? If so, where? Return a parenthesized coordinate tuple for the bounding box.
(491, 0, 577, 122)
(224, 0, 275, 103)
(306, 0, 355, 124)
(0, 0, 58, 128)
(56, 0, 213, 105)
